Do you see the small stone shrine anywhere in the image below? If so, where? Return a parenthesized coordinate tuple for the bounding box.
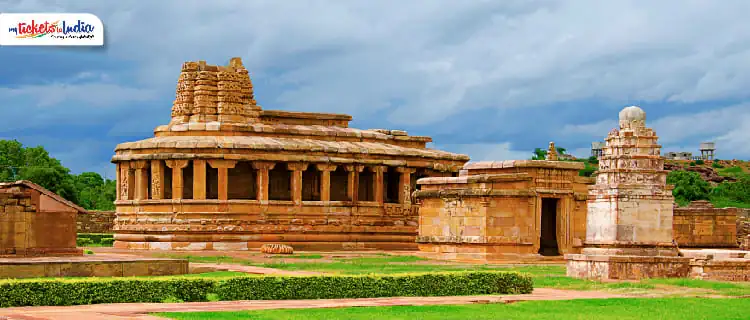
(0, 180, 84, 257)
(111, 57, 469, 251)
(566, 106, 691, 280)
(414, 154, 594, 261)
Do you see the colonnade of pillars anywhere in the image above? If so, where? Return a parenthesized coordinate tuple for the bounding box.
(116, 159, 420, 205)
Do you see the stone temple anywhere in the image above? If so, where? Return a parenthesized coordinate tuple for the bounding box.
(566, 106, 691, 280)
(414, 143, 595, 261)
(111, 57, 469, 251)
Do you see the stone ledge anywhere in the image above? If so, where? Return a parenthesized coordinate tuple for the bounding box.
(414, 189, 536, 199)
(463, 160, 584, 171)
(417, 173, 532, 185)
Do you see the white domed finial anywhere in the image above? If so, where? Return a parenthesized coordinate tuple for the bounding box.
(619, 106, 645, 122)
(618, 105, 646, 129)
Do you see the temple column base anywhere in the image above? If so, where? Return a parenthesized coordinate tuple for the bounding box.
(565, 252, 691, 281)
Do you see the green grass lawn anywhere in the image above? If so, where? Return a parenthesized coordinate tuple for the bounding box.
(160, 253, 560, 275)
(155, 298, 750, 319)
(155, 253, 750, 297)
(0, 271, 250, 282)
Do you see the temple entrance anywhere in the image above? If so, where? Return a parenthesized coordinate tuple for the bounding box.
(539, 198, 559, 256)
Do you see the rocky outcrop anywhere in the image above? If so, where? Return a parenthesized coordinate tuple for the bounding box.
(664, 163, 736, 184)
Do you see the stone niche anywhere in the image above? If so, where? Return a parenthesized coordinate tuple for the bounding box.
(111, 57, 469, 251)
(566, 106, 692, 281)
(0, 180, 84, 257)
(414, 158, 594, 261)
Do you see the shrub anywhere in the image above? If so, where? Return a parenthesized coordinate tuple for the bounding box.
(712, 162, 724, 169)
(0, 272, 532, 307)
(76, 238, 93, 247)
(77, 233, 114, 244)
(695, 159, 705, 165)
(667, 171, 711, 205)
(711, 174, 750, 205)
(99, 238, 115, 246)
(689, 161, 696, 166)
(215, 272, 532, 301)
(0, 278, 215, 307)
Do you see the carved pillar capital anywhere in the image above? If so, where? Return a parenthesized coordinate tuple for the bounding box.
(208, 159, 237, 169)
(344, 164, 364, 172)
(165, 159, 189, 169)
(133, 160, 150, 170)
(315, 163, 337, 172)
(252, 161, 276, 171)
(396, 167, 416, 174)
(371, 165, 386, 174)
(287, 162, 309, 171)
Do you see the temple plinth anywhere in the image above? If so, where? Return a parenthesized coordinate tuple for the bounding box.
(111, 57, 469, 251)
(566, 106, 691, 280)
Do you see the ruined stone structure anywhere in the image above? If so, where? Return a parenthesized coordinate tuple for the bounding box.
(414, 158, 594, 261)
(112, 57, 468, 251)
(77, 211, 116, 233)
(566, 106, 692, 280)
(673, 201, 740, 248)
(0, 181, 84, 257)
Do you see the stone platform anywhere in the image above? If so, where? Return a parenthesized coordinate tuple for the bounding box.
(0, 254, 188, 279)
(565, 254, 691, 281)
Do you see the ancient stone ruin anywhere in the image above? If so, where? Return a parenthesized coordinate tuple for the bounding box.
(111, 57, 469, 251)
(0, 180, 84, 257)
(414, 157, 594, 261)
(566, 106, 692, 280)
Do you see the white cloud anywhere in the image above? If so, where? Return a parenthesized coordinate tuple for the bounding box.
(8, 0, 750, 126)
(561, 103, 750, 160)
(432, 142, 531, 162)
(0, 73, 157, 131)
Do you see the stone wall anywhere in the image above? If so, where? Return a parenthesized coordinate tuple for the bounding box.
(0, 182, 80, 256)
(738, 209, 750, 249)
(673, 201, 743, 248)
(77, 211, 116, 234)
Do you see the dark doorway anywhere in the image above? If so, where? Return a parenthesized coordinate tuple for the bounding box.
(539, 198, 559, 256)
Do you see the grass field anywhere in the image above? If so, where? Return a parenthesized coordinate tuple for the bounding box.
(154, 253, 750, 297)
(155, 298, 750, 319)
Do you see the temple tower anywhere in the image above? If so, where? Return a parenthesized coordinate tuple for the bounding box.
(566, 106, 691, 280)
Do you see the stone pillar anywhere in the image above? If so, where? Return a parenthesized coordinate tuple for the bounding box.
(116, 163, 122, 201)
(133, 160, 150, 201)
(208, 160, 237, 201)
(165, 160, 189, 200)
(193, 159, 207, 200)
(287, 163, 308, 205)
(316, 164, 337, 202)
(253, 162, 275, 203)
(345, 165, 364, 203)
(119, 162, 131, 200)
(396, 167, 416, 204)
(150, 160, 165, 200)
(373, 166, 385, 204)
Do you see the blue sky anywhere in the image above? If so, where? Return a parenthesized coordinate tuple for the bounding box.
(2, 0, 750, 178)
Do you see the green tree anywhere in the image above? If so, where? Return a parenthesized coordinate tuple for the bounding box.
(667, 171, 711, 206)
(531, 148, 547, 160)
(73, 172, 116, 210)
(0, 140, 78, 203)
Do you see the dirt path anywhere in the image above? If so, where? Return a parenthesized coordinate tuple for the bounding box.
(0, 289, 625, 320)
